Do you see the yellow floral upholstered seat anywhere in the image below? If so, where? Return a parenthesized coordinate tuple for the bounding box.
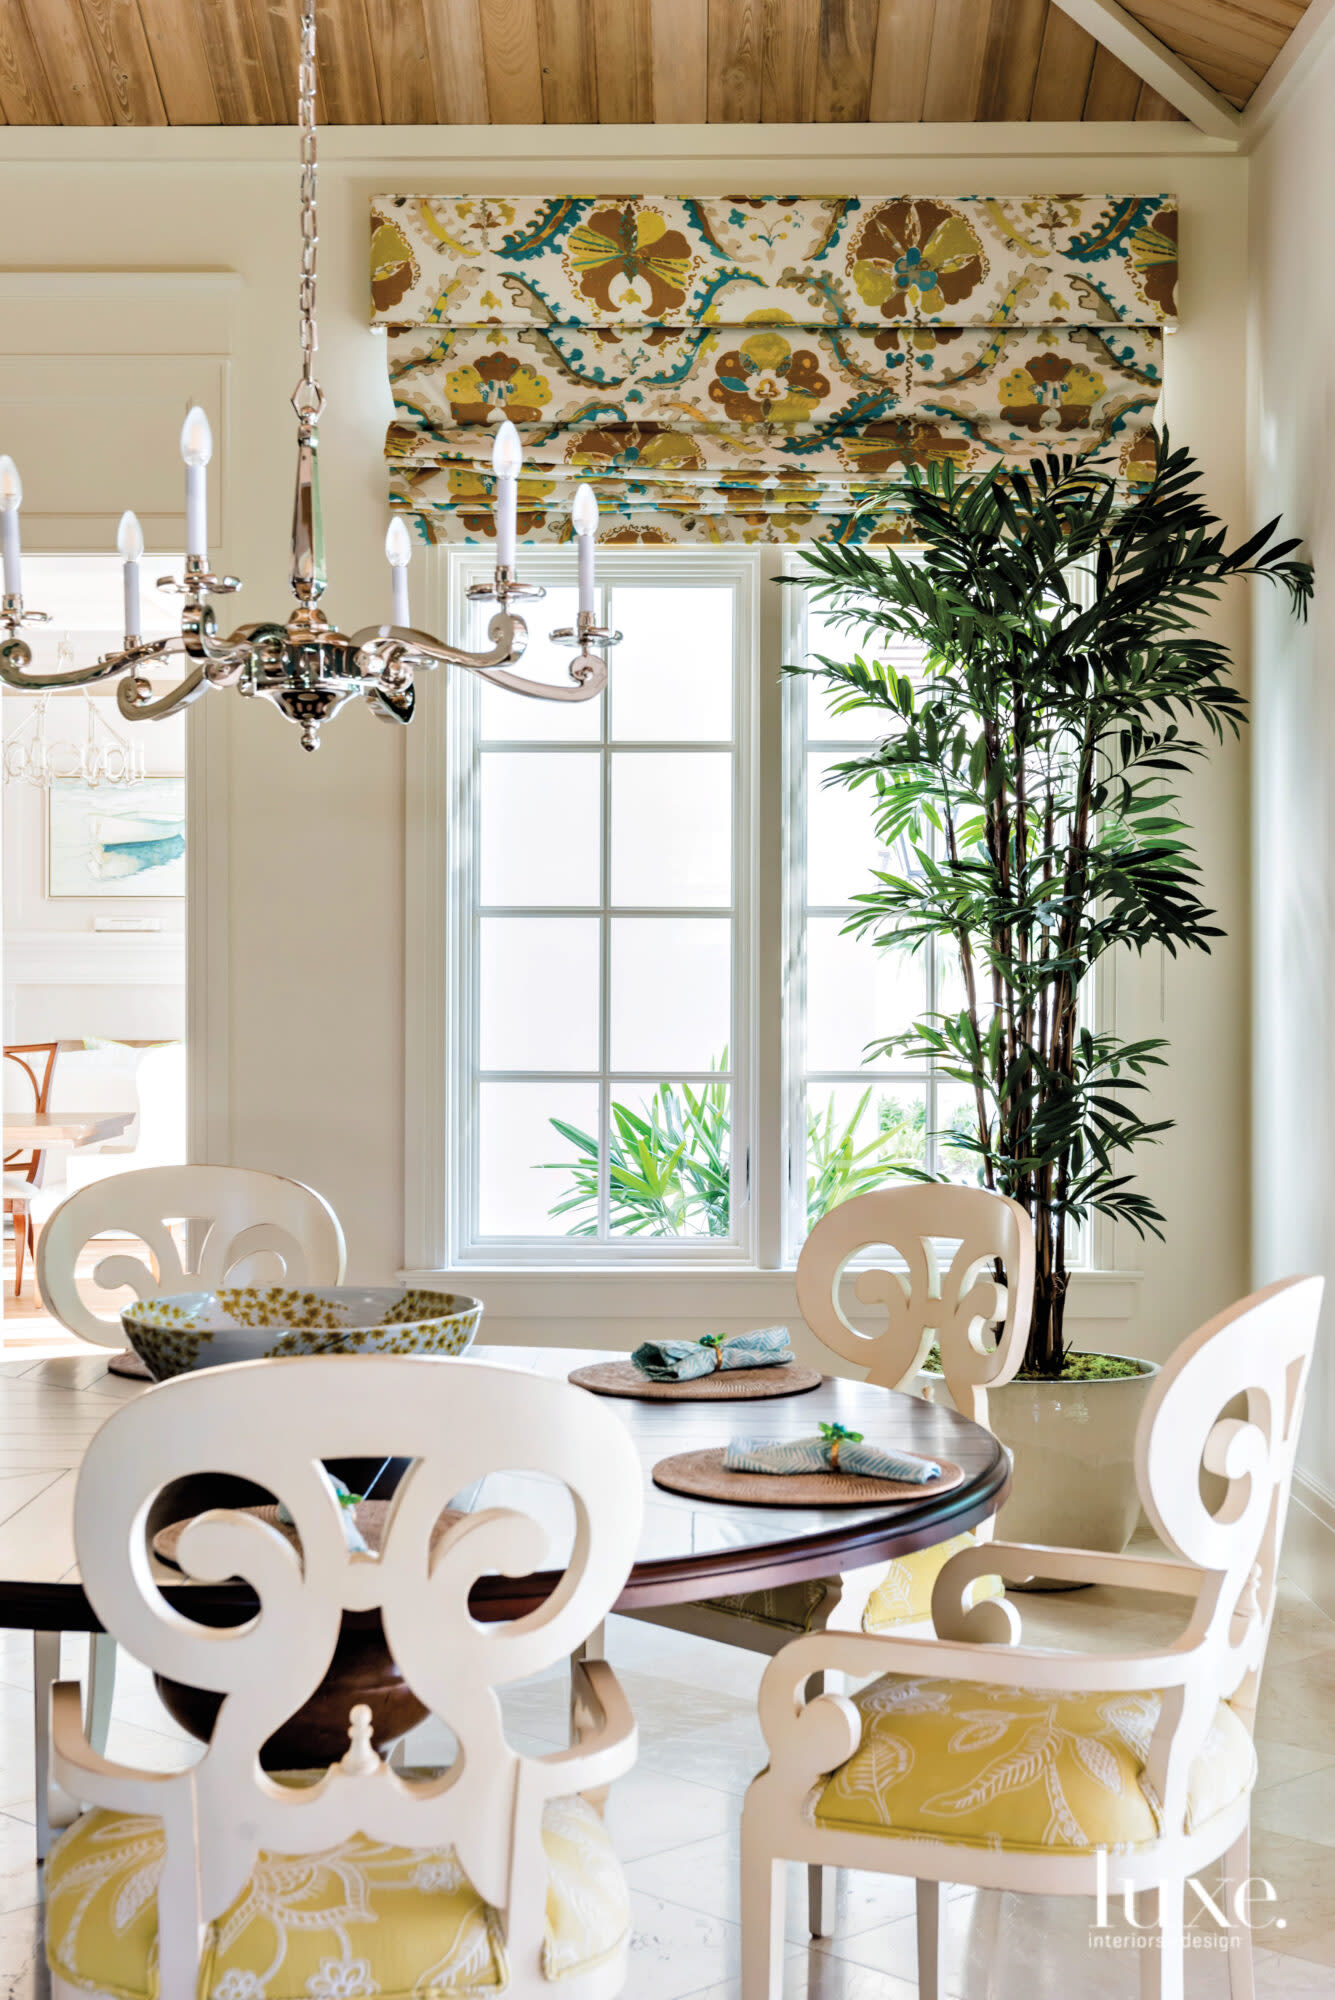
(46, 1796, 629, 2000)
(814, 1673, 1256, 1855)
(860, 1531, 1003, 1630)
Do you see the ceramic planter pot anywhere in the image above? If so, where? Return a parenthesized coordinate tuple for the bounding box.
(920, 1356, 1160, 1554)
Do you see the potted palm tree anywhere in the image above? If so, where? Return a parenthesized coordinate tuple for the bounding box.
(792, 438, 1311, 1548)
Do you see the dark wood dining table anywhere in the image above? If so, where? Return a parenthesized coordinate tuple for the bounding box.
(0, 1342, 1009, 1632)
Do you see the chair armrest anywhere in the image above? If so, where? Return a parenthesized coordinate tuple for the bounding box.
(526, 1659, 638, 1800)
(51, 1680, 191, 1818)
(754, 1619, 1208, 1793)
(930, 1538, 1207, 1639)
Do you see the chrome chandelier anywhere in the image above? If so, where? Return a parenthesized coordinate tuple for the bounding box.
(0, 2, 617, 752)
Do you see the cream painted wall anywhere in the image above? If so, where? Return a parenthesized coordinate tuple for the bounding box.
(1251, 49, 1335, 1518)
(0, 127, 1252, 1366)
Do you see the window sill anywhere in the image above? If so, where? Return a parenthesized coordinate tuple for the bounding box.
(399, 1264, 1141, 1339)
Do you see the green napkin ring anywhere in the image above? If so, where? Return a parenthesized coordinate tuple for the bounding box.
(819, 1421, 863, 1473)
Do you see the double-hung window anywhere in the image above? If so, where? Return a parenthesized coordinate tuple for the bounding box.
(421, 545, 1092, 1275)
(439, 552, 754, 1265)
(785, 595, 966, 1260)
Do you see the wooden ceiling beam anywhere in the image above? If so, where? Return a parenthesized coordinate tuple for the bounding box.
(1050, 0, 1241, 136)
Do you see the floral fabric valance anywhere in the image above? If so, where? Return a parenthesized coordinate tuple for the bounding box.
(370, 193, 1178, 547)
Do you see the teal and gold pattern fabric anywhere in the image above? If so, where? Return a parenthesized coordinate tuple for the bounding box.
(46, 1796, 629, 1999)
(814, 1674, 1255, 1855)
(369, 193, 1177, 547)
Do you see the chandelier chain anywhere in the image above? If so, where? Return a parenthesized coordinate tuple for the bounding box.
(294, 0, 322, 423)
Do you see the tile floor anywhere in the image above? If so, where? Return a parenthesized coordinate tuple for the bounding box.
(0, 1557, 1331, 1998)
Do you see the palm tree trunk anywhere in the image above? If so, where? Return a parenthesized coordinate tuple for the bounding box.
(1030, 1204, 1069, 1377)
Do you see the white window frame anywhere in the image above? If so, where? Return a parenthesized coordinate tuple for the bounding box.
(403, 541, 1122, 1298)
(780, 572, 958, 1262)
(409, 545, 776, 1272)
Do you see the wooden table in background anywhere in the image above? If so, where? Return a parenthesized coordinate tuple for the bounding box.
(4, 1112, 133, 1152)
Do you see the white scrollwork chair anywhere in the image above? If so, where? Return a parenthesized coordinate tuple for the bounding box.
(32, 1164, 347, 1860)
(36, 1163, 347, 1357)
(45, 1353, 644, 2000)
(631, 1185, 1033, 1931)
(740, 1276, 1322, 2000)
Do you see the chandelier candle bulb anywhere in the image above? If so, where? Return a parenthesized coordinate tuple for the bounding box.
(179, 406, 213, 560)
(572, 483, 598, 618)
(0, 456, 22, 599)
(492, 420, 522, 572)
(0, 0, 618, 743)
(385, 516, 412, 627)
(116, 511, 144, 638)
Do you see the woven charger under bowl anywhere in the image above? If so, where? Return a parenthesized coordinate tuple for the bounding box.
(651, 1448, 966, 1507)
(152, 1500, 462, 1569)
(122, 1285, 483, 1381)
(568, 1360, 823, 1400)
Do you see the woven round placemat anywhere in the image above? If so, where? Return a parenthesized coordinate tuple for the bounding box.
(567, 1360, 822, 1401)
(153, 1500, 462, 1568)
(651, 1448, 966, 1507)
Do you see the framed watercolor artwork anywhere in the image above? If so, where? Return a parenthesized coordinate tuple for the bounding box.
(47, 776, 186, 899)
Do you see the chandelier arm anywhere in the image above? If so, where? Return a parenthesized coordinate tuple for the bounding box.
(348, 611, 527, 680)
(116, 662, 209, 723)
(178, 602, 270, 678)
(465, 655, 608, 704)
(0, 637, 175, 694)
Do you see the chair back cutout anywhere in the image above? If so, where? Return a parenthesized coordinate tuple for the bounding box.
(36, 1164, 346, 1349)
(1136, 1274, 1321, 1739)
(795, 1185, 1035, 1424)
(71, 1355, 643, 1971)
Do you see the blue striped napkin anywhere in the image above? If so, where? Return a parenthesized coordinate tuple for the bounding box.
(724, 1425, 940, 1483)
(631, 1325, 794, 1383)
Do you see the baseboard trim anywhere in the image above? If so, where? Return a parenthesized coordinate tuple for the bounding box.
(1282, 1471, 1335, 1617)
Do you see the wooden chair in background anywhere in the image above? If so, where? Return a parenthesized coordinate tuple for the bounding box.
(3, 1041, 59, 1297)
(44, 1353, 644, 2000)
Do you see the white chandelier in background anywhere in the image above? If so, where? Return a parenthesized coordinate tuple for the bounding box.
(2, 673, 147, 790)
(0, 1, 618, 753)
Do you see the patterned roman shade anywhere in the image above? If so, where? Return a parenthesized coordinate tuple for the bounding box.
(370, 194, 1177, 547)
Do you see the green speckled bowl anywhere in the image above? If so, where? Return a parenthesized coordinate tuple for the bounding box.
(121, 1285, 483, 1382)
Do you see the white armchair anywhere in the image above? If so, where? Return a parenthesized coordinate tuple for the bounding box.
(739, 1276, 1323, 2000)
(45, 1353, 645, 2000)
(31, 1163, 347, 1862)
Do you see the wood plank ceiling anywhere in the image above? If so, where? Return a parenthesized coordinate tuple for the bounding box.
(0, 0, 1309, 126)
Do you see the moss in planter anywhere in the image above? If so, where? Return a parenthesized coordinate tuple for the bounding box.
(921, 1345, 1143, 1382)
